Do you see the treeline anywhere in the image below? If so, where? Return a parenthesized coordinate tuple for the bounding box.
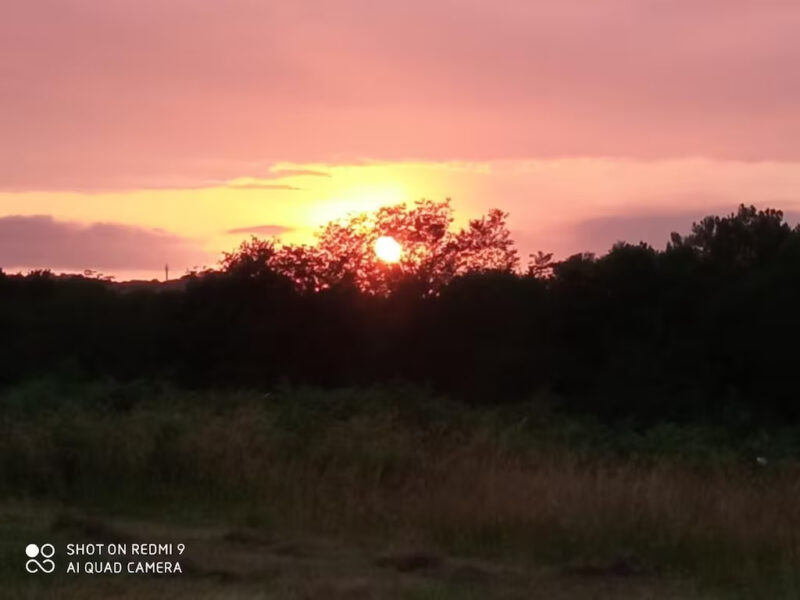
(1, 204, 799, 424)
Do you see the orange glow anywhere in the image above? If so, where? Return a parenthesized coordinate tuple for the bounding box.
(374, 236, 402, 263)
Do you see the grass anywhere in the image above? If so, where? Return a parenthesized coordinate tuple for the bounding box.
(1, 378, 799, 597)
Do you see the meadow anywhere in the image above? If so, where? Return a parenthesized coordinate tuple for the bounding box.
(2, 379, 800, 598)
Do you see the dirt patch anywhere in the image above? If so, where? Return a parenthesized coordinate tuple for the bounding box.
(447, 561, 498, 584)
(563, 555, 654, 578)
(302, 577, 375, 599)
(0, 506, 700, 599)
(375, 550, 443, 573)
(223, 528, 274, 548)
(51, 513, 133, 545)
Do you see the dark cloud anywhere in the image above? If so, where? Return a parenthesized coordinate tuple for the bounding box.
(0, 215, 210, 271)
(572, 206, 800, 255)
(225, 224, 293, 235)
(574, 211, 713, 253)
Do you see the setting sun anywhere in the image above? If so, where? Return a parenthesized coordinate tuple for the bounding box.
(374, 235, 402, 263)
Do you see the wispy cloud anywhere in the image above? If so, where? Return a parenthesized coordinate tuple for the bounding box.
(225, 183, 302, 191)
(268, 168, 332, 178)
(225, 224, 293, 235)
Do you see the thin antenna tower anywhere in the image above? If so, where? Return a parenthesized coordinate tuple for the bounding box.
(165, 264, 169, 281)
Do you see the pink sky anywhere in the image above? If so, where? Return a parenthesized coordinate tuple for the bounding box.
(1, 1, 799, 278)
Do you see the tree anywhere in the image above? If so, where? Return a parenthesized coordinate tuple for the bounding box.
(222, 199, 519, 295)
(527, 251, 554, 278)
(221, 237, 278, 279)
(668, 205, 792, 269)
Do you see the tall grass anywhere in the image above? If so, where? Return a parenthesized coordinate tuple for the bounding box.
(1, 378, 800, 595)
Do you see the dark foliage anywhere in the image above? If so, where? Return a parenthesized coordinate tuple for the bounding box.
(1, 205, 799, 425)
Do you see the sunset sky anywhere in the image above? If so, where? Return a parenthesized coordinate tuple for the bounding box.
(2, 1, 799, 280)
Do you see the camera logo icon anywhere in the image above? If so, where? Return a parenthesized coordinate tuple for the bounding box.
(25, 543, 56, 574)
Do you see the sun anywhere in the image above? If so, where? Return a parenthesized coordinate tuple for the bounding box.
(374, 236, 402, 263)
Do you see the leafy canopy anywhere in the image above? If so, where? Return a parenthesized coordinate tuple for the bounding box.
(223, 199, 519, 294)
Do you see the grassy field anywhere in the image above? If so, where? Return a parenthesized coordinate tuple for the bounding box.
(1, 379, 799, 598)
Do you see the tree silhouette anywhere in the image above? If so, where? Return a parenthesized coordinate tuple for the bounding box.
(221, 237, 277, 279)
(669, 205, 793, 269)
(527, 251, 554, 278)
(223, 199, 519, 295)
(2, 203, 799, 424)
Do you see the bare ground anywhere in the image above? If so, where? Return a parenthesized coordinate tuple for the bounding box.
(0, 503, 710, 600)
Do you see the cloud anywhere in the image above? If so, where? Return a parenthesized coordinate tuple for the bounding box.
(226, 224, 293, 236)
(0, 215, 210, 271)
(225, 183, 301, 191)
(572, 209, 722, 254)
(269, 169, 331, 178)
(571, 206, 800, 255)
(2, 1, 800, 190)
